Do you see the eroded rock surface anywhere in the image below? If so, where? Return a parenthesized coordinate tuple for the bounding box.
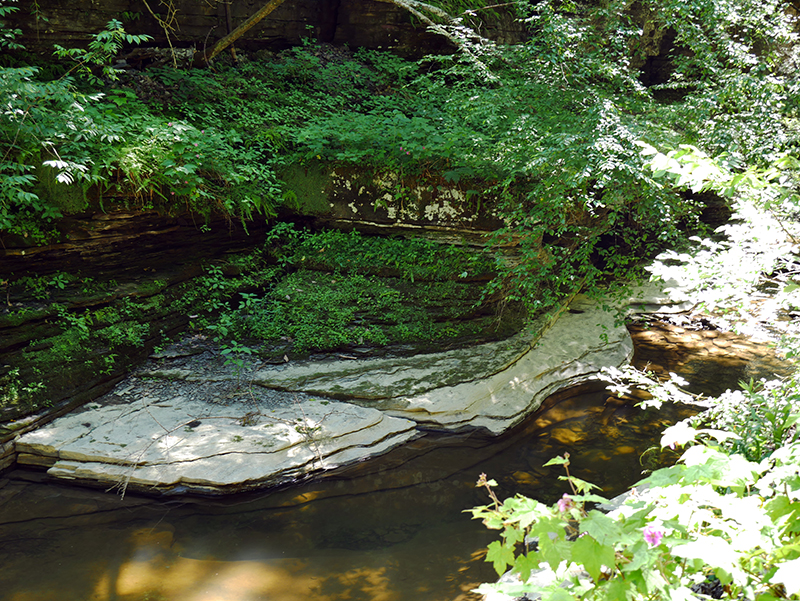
(17, 394, 417, 495)
(13, 285, 690, 494)
(248, 297, 636, 433)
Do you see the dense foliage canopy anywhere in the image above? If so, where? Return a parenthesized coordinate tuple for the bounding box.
(2, 0, 798, 312)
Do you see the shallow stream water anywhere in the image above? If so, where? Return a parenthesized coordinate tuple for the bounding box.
(0, 321, 787, 601)
(0, 383, 694, 601)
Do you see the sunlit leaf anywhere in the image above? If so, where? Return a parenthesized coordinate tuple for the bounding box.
(770, 558, 800, 596)
(572, 535, 614, 582)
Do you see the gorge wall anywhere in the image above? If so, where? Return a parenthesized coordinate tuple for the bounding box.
(9, 0, 525, 57)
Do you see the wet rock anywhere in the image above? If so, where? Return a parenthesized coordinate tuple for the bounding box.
(629, 319, 793, 397)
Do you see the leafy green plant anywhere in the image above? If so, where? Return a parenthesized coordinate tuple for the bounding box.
(52, 18, 153, 84)
(690, 376, 800, 462)
(0, 0, 22, 52)
(281, 225, 493, 282)
(114, 117, 281, 221)
(470, 431, 800, 601)
(241, 271, 395, 352)
(0, 15, 283, 240)
(220, 340, 253, 387)
(0, 366, 45, 411)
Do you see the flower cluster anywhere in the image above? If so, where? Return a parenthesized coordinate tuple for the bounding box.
(557, 493, 574, 513)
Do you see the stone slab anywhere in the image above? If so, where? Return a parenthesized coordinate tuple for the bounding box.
(14, 281, 690, 493)
(251, 293, 645, 434)
(251, 334, 534, 400)
(18, 397, 418, 494)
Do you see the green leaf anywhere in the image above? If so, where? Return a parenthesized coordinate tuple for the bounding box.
(513, 552, 540, 582)
(642, 567, 669, 594)
(571, 535, 614, 582)
(772, 542, 800, 561)
(486, 540, 516, 576)
(573, 493, 610, 505)
(508, 497, 550, 530)
(600, 579, 629, 601)
(770, 558, 800, 596)
(533, 519, 571, 572)
(580, 510, 622, 546)
(621, 540, 654, 573)
(544, 589, 578, 601)
(559, 475, 599, 494)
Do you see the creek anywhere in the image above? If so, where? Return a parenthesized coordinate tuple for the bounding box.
(0, 321, 787, 601)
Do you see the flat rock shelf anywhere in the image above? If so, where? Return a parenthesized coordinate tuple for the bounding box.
(12, 285, 690, 495)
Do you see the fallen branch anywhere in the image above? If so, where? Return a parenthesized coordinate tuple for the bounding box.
(193, 0, 288, 66)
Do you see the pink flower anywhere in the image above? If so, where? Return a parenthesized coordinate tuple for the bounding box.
(557, 493, 574, 513)
(643, 525, 664, 547)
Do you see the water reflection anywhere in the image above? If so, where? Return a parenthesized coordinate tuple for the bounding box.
(3, 318, 787, 600)
(0, 381, 695, 601)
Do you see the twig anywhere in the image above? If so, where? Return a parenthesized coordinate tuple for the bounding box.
(140, 0, 180, 68)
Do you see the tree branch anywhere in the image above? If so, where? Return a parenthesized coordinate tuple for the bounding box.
(374, 0, 498, 80)
(193, 0, 288, 67)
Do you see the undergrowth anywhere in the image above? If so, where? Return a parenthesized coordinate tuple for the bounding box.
(7, 0, 796, 314)
(180, 224, 514, 357)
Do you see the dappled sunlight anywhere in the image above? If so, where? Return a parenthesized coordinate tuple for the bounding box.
(109, 544, 486, 601)
(147, 419, 307, 464)
(159, 433, 187, 453)
(506, 376, 524, 391)
(115, 556, 320, 601)
(310, 566, 398, 601)
(2, 380, 696, 601)
(0, 499, 492, 601)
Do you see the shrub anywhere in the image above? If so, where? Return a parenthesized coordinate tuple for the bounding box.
(471, 421, 800, 600)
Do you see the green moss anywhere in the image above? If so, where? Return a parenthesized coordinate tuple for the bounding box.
(134, 279, 169, 297)
(34, 161, 89, 215)
(229, 267, 514, 355)
(285, 226, 495, 282)
(278, 164, 331, 215)
(0, 306, 53, 328)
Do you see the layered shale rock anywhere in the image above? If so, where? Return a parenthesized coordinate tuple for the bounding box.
(16, 395, 417, 495)
(13, 284, 691, 494)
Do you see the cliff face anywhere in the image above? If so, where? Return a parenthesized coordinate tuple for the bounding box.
(8, 0, 524, 56)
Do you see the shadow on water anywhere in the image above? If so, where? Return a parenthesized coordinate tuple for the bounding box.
(0, 320, 787, 601)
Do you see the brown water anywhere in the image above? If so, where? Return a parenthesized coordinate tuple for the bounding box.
(3, 319, 785, 601)
(0, 383, 695, 601)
